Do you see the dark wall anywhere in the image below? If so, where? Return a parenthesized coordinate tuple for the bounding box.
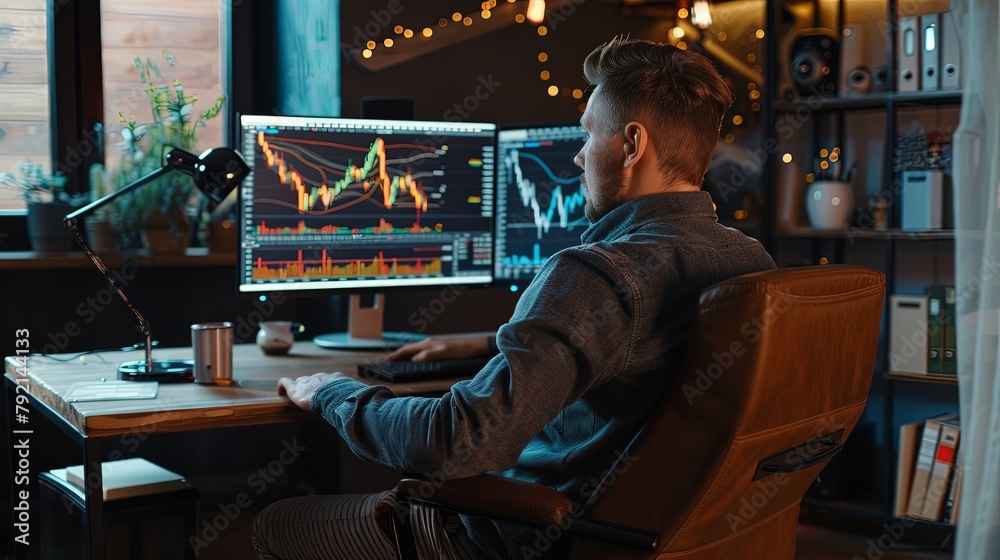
(338, 0, 668, 123)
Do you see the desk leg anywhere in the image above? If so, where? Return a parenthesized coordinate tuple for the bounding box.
(84, 438, 105, 559)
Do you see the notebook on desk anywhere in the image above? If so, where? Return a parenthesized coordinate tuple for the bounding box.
(357, 358, 492, 383)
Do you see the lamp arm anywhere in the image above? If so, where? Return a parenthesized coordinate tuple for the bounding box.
(65, 165, 173, 225)
(64, 164, 175, 374)
(65, 221, 155, 370)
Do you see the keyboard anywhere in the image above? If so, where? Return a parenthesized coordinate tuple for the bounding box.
(357, 358, 492, 383)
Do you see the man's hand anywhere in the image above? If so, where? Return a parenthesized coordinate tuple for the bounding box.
(278, 372, 349, 411)
(388, 335, 492, 362)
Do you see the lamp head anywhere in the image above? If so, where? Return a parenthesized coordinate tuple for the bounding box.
(166, 147, 250, 208)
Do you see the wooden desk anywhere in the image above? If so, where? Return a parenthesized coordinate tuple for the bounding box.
(4, 342, 458, 559)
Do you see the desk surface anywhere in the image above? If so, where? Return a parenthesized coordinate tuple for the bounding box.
(5, 342, 459, 439)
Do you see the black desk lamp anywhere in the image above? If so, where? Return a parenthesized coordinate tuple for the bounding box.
(64, 147, 250, 382)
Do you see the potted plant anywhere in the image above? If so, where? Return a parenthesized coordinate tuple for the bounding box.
(113, 55, 226, 254)
(85, 162, 121, 254)
(0, 161, 83, 252)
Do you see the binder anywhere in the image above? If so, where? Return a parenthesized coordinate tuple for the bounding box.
(943, 285, 957, 375)
(889, 295, 929, 374)
(895, 421, 923, 518)
(927, 286, 945, 374)
(918, 417, 960, 521)
(906, 413, 957, 519)
(897, 16, 920, 92)
(947, 454, 964, 525)
(940, 11, 961, 89)
(920, 13, 940, 91)
(839, 24, 865, 96)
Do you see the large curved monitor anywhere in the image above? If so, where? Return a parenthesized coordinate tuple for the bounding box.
(494, 124, 588, 291)
(237, 115, 496, 348)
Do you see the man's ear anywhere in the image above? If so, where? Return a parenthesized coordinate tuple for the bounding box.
(622, 121, 648, 169)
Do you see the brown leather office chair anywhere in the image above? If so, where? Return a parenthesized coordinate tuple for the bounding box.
(392, 265, 886, 559)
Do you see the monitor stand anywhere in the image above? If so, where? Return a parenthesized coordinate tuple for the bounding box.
(313, 293, 425, 350)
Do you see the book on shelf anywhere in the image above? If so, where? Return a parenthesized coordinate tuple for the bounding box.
(895, 420, 923, 518)
(919, 417, 960, 520)
(899, 413, 961, 523)
(65, 457, 189, 501)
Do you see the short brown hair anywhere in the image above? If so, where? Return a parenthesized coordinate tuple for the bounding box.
(583, 37, 733, 187)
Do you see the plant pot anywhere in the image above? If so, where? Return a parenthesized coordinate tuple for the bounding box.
(27, 201, 75, 252)
(84, 218, 118, 255)
(805, 181, 854, 230)
(142, 209, 190, 256)
(206, 220, 237, 254)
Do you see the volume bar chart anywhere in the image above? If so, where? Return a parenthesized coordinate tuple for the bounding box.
(252, 249, 444, 280)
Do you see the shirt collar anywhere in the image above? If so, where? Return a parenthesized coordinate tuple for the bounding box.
(580, 191, 719, 244)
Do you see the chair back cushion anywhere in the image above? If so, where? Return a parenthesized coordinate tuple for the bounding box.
(576, 265, 885, 557)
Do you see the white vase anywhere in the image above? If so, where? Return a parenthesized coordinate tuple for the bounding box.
(805, 180, 854, 230)
(256, 321, 298, 355)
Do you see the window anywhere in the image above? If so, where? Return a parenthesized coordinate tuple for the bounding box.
(100, 0, 227, 181)
(0, 0, 229, 213)
(0, 0, 51, 212)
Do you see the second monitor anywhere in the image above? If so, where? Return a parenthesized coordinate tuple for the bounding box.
(494, 124, 589, 290)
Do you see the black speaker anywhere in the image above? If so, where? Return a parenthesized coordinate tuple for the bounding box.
(790, 28, 839, 98)
(360, 96, 414, 120)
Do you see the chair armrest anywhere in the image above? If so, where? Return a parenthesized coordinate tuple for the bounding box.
(395, 474, 659, 552)
(396, 474, 572, 527)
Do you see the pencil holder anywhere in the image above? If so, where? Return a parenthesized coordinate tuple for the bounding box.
(805, 180, 854, 230)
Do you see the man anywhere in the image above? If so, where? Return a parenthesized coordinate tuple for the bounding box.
(253, 36, 775, 560)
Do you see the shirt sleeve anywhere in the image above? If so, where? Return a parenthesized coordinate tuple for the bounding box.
(310, 247, 638, 479)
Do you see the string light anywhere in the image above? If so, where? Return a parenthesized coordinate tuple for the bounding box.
(366, 40, 376, 49)
(537, 52, 548, 62)
(537, 25, 548, 36)
(463, 16, 473, 25)
(452, 12, 462, 22)
(678, 8, 689, 19)
(782, 153, 793, 163)
(422, 27, 433, 37)
(547, 85, 559, 96)
(515, 13, 525, 23)
(383, 38, 394, 47)
(572, 89, 583, 99)
(527, 0, 546, 24)
(482, 10, 491, 19)
(540, 70, 550, 80)
(733, 115, 743, 125)
(403, 29, 414, 38)
(394, 25, 403, 34)
(362, 49, 372, 59)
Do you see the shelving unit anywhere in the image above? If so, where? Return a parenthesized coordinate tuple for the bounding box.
(764, 0, 961, 542)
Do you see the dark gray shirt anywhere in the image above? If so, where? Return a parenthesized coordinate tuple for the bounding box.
(311, 191, 776, 557)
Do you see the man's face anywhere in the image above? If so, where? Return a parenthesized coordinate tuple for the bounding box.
(574, 90, 629, 223)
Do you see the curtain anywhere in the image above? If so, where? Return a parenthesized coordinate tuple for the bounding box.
(277, 0, 341, 116)
(951, 0, 1000, 557)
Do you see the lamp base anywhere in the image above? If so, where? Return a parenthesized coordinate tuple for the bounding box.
(118, 360, 195, 383)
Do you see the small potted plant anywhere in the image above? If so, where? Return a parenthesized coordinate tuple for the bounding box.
(0, 161, 83, 252)
(113, 55, 226, 254)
